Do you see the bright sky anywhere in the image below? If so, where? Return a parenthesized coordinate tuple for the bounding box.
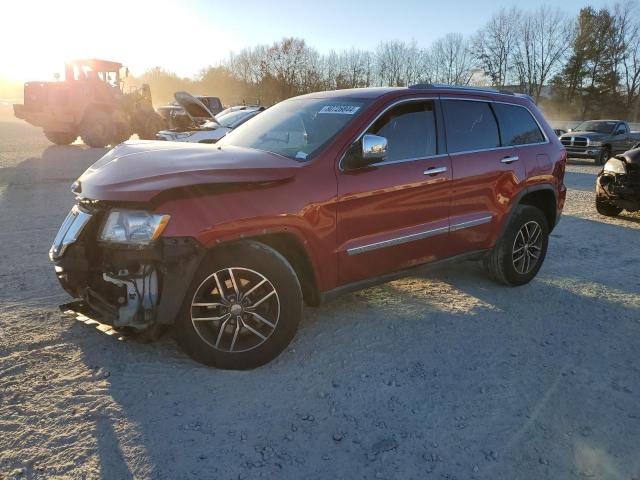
(1, 0, 610, 82)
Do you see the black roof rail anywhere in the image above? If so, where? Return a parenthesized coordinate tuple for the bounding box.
(408, 83, 516, 96)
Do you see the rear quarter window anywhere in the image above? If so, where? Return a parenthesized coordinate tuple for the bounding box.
(442, 100, 500, 153)
(493, 103, 546, 146)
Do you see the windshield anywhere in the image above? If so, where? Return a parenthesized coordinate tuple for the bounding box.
(574, 120, 617, 134)
(215, 109, 256, 128)
(217, 98, 369, 160)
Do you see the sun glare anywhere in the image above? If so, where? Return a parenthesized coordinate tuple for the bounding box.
(0, 0, 221, 84)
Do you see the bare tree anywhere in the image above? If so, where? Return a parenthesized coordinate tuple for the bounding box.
(472, 7, 521, 86)
(612, 1, 640, 109)
(513, 6, 571, 101)
(376, 40, 409, 86)
(430, 33, 475, 85)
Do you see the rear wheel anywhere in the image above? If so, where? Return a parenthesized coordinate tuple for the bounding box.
(175, 242, 303, 369)
(484, 205, 549, 286)
(595, 195, 623, 216)
(80, 111, 114, 148)
(44, 131, 77, 145)
(597, 146, 610, 166)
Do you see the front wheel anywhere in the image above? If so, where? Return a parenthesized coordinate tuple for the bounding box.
(175, 242, 302, 369)
(597, 147, 610, 166)
(595, 196, 622, 216)
(80, 111, 114, 148)
(484, 205, 549, 286)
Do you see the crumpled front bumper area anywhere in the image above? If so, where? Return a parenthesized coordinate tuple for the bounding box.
(51, 205, 204, 330)
(597, 170, 640, 211)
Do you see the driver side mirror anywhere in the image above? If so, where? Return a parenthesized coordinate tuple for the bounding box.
(362, 134, 388, 160)
(343, 134, 388, 170)
(616, 129, 625, 135)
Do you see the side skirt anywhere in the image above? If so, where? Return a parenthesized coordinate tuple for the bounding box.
(319, 249, 488, 304)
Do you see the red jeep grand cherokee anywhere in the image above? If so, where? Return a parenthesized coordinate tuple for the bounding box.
(50, 85, 567, 369)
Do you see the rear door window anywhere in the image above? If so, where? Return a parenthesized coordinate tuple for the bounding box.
(493, 103, 545, 146)
(442, 100, 500, 153)
(367, 101, 437, 162)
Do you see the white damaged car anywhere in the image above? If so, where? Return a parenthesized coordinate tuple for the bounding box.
(156, 92, 264, 144)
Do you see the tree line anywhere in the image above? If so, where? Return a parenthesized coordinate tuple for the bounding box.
(136, 2, 640, 121)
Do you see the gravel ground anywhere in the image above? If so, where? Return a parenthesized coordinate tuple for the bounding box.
(1, 121, 639, 480)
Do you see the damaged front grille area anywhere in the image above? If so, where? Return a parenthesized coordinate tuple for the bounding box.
(52, 200, 205, 330)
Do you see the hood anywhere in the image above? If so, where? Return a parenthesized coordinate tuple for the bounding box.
(561, 131, 609, 140)
(75, 141, 302, 202)
(174, 91, 217, 123)
(616, 147, 640, 165)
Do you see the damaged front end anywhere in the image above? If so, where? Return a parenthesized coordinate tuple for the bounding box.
(50, 199, 204, 330)
(596, 152, 640, 212)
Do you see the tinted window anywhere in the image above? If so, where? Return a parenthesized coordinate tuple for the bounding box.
(617, 123, 628, 134)
(493, 103, 545, 145)
(367, 101, 437, 162)
(442, 100, 500, 153)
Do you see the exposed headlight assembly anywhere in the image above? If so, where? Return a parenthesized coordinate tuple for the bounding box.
(603, 157, 627, 174)
(100, 210, 170, 245)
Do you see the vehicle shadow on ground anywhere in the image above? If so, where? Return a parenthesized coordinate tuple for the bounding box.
(564, 171, 597, 192)
(0, 145, 107, 186)
(61, 215, 640, 478)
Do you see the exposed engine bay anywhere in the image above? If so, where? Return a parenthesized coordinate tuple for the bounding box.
(51, 200, 204, 330)
(596, 148, 640, 213)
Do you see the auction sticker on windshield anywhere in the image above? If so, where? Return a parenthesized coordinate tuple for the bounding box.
(318, 105, 360, 114)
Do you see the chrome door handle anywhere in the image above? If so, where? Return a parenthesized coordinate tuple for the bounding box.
(424, 166, 447, 175)
(501, 155, 520, 164)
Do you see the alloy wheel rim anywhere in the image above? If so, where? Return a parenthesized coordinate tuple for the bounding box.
(512, 221, 543, 275)
(190, 267, 280, 353)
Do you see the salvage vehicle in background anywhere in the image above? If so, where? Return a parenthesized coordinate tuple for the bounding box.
(13, 59, 165, 147)
(50, 85, 566, 369)
(157, 94, 223, 130)
(156, 104, 264, 143)
(560, 120, 640, 165)
(595, 147, 640, 216)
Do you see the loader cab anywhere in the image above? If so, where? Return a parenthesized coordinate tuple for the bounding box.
(64, 59, 124, 90)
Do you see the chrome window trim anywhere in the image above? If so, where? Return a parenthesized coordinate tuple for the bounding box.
(368, 153, 448, 167)
(340, 95, 550, 170)
(339, 96, 439, 171)
(346, 215, 493, 256)
(440, 96, 550, 151)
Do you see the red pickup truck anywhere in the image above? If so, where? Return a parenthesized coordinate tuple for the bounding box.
(50, 85, 566, 369)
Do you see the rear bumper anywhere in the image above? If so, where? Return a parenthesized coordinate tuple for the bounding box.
(13, 104, 74, 131)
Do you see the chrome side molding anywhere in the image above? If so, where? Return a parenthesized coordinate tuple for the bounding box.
(346, 215, 493, 256)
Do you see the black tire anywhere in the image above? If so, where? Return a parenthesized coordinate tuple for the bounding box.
(597, 146, 610, 166)
(595, 195, 623, 216)
(136, 111, 165, 140)
(483, 205, 549, 286)
(111, 123, 132, 145)
(43, 131, 77, 145)
(175, 241, 303, 369)
(80, 110, 114, 148)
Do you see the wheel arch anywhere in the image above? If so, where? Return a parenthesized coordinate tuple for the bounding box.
(500, 185, 558, 238)
(202, 233, 322, 307)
